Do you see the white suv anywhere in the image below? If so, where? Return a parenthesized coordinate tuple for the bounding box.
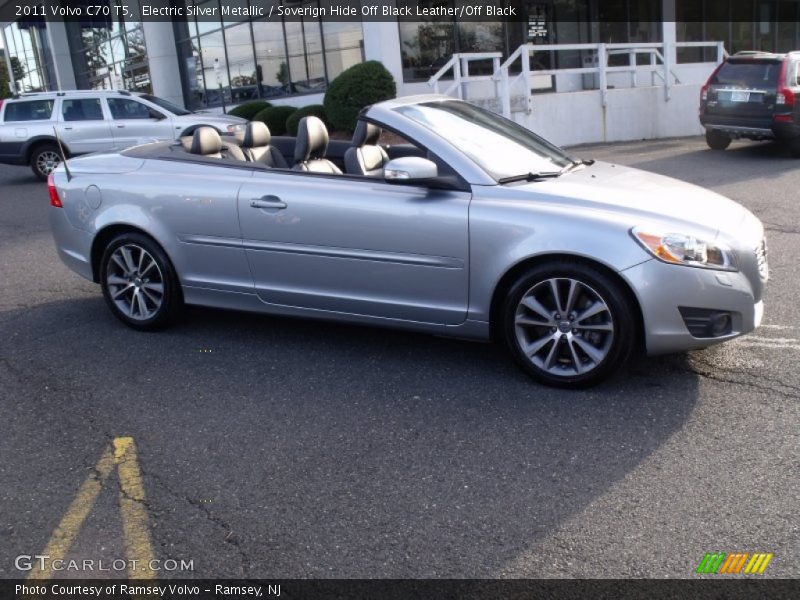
(0, 90, 246, 179)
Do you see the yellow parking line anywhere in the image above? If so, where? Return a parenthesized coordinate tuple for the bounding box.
(28, 437, 155, 580)
(27, 447, 116, 580)
(114, 437, 156, 579)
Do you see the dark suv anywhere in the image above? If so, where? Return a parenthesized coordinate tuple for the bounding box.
(700, 51, 800, 155)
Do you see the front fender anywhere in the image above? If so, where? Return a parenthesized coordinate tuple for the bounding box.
(468, 195, 650, 321)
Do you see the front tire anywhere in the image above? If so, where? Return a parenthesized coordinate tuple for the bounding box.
(501, 261, 636, 388)
(705, 129, 731, 151)
(100, 233, 182, 330)
(30, 144, 62, 180)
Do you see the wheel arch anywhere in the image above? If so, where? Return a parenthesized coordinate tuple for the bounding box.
(488, 252, 645, 348)
(91, 224, 168, 283)
(23, 136, 71, 163)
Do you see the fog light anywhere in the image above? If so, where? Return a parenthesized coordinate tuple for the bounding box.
(709, 313, 731, 337)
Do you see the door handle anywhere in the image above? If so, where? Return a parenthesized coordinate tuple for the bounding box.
(63, 126, 73, 130)
(250, 196, 287, 210)
(116, 125, 125, 128)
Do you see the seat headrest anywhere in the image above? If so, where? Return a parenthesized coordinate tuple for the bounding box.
(352, 121, 381, 147)
(189, 127, 222, 155)
(294, 116, 329, 162)
(239, 121, 271, 148)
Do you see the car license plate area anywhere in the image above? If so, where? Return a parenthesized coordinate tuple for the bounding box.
(729, 91, 751, 102)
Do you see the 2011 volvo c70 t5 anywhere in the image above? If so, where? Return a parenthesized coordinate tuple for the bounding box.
(49, 96, 768, 387)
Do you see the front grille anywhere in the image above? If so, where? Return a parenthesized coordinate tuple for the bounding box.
(755, 238, 769, 280)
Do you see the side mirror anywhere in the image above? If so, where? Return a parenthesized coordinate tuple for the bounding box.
(384, 157, 438, 184)
(150, 110, 166, 120)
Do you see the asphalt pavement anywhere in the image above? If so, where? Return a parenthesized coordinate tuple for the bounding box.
(0, 136, 798, 579)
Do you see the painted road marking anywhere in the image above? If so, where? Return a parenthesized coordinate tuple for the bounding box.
(28, 437, 156, 580)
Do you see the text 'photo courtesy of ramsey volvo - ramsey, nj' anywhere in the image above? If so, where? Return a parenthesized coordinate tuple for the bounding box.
(48, 96, 768, 388)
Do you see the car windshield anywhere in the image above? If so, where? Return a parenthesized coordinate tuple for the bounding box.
(394, 100, 574, 181)
(140, 94, 192, 116)
(712, 60, 781, 88)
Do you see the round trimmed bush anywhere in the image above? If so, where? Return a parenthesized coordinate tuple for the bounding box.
(285, 105, 327, 136)
(252, 105, 297, 136)
(228, 100, 271, 120)
(323, 61, 396, 133)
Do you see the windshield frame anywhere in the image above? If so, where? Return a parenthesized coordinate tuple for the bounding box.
(393, 100, 576, 183)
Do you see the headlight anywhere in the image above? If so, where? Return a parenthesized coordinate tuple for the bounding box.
(226, 123, 245, 134)
(631, 227, 737, 271)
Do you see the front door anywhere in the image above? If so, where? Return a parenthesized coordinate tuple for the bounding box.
(237, 172, 470, 325)
(105, 97, 175, 149)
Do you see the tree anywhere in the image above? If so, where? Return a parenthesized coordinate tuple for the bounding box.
(0, 61, 11, 99)
(10, 56, 25, 83)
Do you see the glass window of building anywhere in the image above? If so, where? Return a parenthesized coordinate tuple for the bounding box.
(677, 0, 800, 59)
(2, 21, 54, 92)
(66, 8, 151, 93)
(174, 0, 364, 110)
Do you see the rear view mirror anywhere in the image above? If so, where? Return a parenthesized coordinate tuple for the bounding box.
(384, 157, 438, 184)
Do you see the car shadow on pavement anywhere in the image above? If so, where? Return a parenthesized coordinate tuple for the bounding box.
(1, 298, 700, 577)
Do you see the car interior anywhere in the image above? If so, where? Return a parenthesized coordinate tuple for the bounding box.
(168, 116, 423, 179)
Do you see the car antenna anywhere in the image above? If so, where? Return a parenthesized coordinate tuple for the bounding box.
(52, 126, 73, 182)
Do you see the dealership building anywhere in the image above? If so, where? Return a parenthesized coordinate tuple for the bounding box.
(3, 0, 800, 144)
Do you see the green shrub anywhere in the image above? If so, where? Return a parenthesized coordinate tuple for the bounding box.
(228, 100, 271, 120)
(252, 105, 297, 135)
(323, 61, 396, 133)
(285, 105, 327, 136)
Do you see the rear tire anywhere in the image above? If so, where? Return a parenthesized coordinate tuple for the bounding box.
(786, 137, 800, 158)
(30, 144, 62, 180)
(705, 129, 731, 151)
(100, 233, 182, 331)
(501, 261, 636, 388)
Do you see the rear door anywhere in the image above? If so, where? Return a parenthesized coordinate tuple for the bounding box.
(106, 97, 175, 149)
(57, 97, 114, 154)
(705, 58, 783, 127)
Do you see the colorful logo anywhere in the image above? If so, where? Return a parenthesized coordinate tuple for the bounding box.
(696, 552, 773, 574)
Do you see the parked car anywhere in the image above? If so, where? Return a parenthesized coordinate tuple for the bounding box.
(700, 50, 800, 154)
(48, 96, 768, 387)
(0, 90, 246, 180)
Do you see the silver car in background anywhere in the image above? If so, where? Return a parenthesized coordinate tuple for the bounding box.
(0, 90, 246, 180)
(48, 95, 767, 387)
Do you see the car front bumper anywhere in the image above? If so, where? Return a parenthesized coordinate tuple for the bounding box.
(622, 258, 765, 356)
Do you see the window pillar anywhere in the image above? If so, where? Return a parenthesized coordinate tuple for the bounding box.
(44, 20, 77, 90)
(141, 21, 184, 107)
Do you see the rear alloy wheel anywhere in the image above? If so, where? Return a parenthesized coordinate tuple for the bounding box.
(100, 233, 182, 330)
(502, 262, 636, 388)
(30, 145, 62, 181)
(705, 129, 731, 151)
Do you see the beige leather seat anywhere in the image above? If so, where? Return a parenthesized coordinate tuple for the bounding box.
(292, 117, 341, 174)
(183, 127, 247, 161)
(237, 121, 287, 168)
(344, 121, 388, 177)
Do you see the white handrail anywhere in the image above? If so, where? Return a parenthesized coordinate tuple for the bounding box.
(428, 41, 727, 118)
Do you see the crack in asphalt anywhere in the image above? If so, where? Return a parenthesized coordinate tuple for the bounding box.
(683, 355, 800, 400)
(764, 222, 800, 235)
(145, 471, 252, 577)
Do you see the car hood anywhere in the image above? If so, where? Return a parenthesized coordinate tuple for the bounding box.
(513, 161, 747, 238)
(173, 112, 247, 125)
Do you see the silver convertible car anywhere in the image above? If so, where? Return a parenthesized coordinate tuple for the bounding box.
(49, 95, 768, 387)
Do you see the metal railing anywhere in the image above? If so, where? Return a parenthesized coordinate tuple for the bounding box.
(428, 52, 503, 100)
(428, 42, 728, 118)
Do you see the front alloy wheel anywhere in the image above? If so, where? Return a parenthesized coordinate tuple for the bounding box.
(100, 233, 181, 330)
(503, 262, 636, 387)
